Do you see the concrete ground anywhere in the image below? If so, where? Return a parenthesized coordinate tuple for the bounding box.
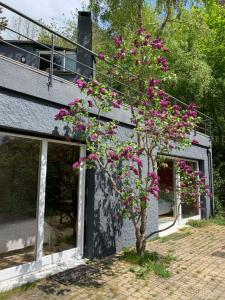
(2, 224, 225, 300)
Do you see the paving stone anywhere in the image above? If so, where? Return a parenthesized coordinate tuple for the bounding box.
(3, 224, 225, 300)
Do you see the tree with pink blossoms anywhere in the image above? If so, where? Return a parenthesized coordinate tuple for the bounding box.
(55, 28, 211, 254)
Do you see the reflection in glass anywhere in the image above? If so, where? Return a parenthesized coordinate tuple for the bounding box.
(158, 160, 175, 224)
(0, 134, 40, 270)
(181, 161, 199, 218)
(43, 142, 80, 255)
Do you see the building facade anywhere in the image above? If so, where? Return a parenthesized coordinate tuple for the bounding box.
(0, 4, 213, 291)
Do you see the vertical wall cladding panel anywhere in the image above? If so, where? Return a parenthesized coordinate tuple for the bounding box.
(85, 125, 159, 258)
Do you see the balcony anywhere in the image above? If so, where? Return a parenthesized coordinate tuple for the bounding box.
(0, 1, 212, 137)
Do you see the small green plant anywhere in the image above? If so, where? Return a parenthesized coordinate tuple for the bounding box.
(122, 249, 175, 279)
(187, 216, 225, 228)
(0, 282, 37, 300)
(160, 229, 192, 243)
(186, 219, 210, 228)
(212, 216, 225, 226)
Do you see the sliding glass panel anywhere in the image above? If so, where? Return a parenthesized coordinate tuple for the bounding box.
(181, 161, 199, 218)
(0, 133, 40, 270)
(65, 53, 76, 73)
(43, 142, 80, 255)
(158, 160, 175, 224)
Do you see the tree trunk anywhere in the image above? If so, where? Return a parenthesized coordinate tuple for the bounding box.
(137, 0, 144, 28)
(136, 232, 146, 255)
(135, 208, 147, 255)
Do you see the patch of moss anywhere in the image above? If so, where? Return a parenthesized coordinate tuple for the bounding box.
(160, 230, 192, 243)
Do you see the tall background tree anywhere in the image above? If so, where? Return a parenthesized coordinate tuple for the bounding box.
(88, 0, 225, 212)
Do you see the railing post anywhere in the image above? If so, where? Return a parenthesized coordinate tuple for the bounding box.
(47, 33, 54, 88)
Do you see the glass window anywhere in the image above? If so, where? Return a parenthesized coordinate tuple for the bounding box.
(181, 161, 199, 218)
(43, 142, 80, 255)
(158, 160, 175, 224)
(39, 51, 76, 73)
(0, 134, 40, 270)
(65, 53, 76, 73)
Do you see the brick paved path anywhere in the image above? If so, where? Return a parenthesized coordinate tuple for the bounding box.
(5, 224, 225, 300)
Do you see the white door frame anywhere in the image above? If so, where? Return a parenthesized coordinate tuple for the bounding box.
(0, 131, 86, 283)
(158, 157, 201, 232)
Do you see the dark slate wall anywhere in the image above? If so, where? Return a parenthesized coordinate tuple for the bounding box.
(85, 125, 159, 258)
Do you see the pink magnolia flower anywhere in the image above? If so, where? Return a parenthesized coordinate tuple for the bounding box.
(72, 157, 86, 169)
(72, 162, 80, 169)
(55, 108, 71, 120)
(98, 52, 105, 60)
(68, 98, 81, 106)
(148, 172, 159, 181)
(76, 79, 87, 89)
(108, 150, 117, 160)
(146, 120, 154, 127)
(110, 91, 118, 97)
(160, 98, 169, 107)
(192, 139, 199, 145)
(88, 100, 94, 107)
(112, 100, 121, 109)
(158, 90, 166, 97)
(132, 157, 143, 167)
(151, 39, 164, 50)
(88, 153, 98, 161)
(125, 145, 133, 153)
(137, 28, 145, 35)
(131, 48, 137, 55)
(75, 121, 86, 131)
(87, 88, 94, 95)
(90, 133, 98, 141)
(145, 33, 152, 39)
(114, 35, 123, 48)
(130, 166, 139, 175)
(148, 86, 154, 98)
(100, 87, 107, 94)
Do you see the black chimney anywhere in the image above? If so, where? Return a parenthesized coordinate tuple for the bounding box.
(76, 11, 93, 79)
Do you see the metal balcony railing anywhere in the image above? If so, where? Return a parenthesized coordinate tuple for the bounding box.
(0, 1, 212, 136)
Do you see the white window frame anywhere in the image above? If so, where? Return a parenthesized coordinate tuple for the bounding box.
(0, 132, 86, 282)
(38, 50, 76, 73)
(158, 156, 201, 233)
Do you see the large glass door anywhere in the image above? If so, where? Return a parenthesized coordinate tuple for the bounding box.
(158, 158, 200, 228)
(181, 161, 200, 219)
(43, 142, 80, 255)
(0, 132, 86, 275)
(0, 133, 40, 270)
(158, 159, 176, 225)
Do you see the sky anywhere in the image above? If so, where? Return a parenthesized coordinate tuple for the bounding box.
(2, 0, 89, 25)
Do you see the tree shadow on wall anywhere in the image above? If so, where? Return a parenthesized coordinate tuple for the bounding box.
(86, 168, 123, 258)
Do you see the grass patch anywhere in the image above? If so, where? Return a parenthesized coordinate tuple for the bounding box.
(212, 216, 225, 226)
(186, 219, 210, 228)
(0, 282, 37, 300)
(160, 229, 192, 243)
(122, 249, 175, 279)
(187, 216, 225, 228)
